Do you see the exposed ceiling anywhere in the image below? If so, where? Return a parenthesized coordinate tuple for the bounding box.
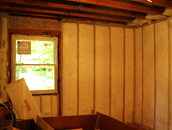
(0, 0, 172, 26)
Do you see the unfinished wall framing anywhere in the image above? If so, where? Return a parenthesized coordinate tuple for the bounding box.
(134, 18, 172, 130)
(62, 22, 134, 123)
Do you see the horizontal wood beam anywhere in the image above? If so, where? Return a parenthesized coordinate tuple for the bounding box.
(0, 0, 145, 19)
(0, 5, 133, 23)
(131, 0, 172, 8)
(64, 0, 165, 14)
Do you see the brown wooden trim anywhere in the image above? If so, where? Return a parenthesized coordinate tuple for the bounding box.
(123, 27, 125, 122)
(109, 25, 111, 116)
(77, 23, 79, 115)
(133, 28, 136, 123)
(141, 27, 143, 125)
(58, 24, 63, 116)
(168, 19, 171, 130)
(93, 24, 96, 114)
(9, 29, 60, 36)
(153, 23, 156, 130)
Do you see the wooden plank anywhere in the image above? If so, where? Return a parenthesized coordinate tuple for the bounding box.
(0, 0, 145, 19)
(155, 20, 169, 130)
(65, 0, 164, 14)
(95, 25, 110, 115)
(0, 5, 132, 23)
(42, 115, 97, 130)
(96, 112, 138, 130)
(169, 19, 172, 130)
(79, 24, 94, 115)
(62, 23, 77, 116)
(110, 26, 124, 122)
(33, 96, 41, 111)
(142, 24, 155, 129)
(42, 95, 51, 117)
(134, 28, 143, 124)
(124, 28, 134, 123)
(51, 95, 58, 116)
(132, 0, 172, 8)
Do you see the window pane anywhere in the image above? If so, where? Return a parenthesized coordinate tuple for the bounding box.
(15, 65, 55, 90)
(16, 40, 54, 64)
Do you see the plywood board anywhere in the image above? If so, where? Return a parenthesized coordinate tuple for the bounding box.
(79, 24, 94, 115)
(155, 20, 169, 130)
(169, 19, 172, 130)
(124, 28, 134, 123)
(62, 23, 77, 116)
(134, 28, 143, 124)
(142, 24, 155, 129)
(33, 96, 41, 111)
(51, 95, 58, 116)
(110, 27, 124, 122)
(95, 25, 110, 115)
(42, 95, 51, 117)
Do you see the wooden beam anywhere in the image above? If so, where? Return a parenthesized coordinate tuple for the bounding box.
(0, 0, 145, 19)
(131, 0, 172, 8)
(0, 4, 133, 23)
(64, 0, 165, 14)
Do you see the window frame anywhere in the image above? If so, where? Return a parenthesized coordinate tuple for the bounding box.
(11, 34, 58, 95)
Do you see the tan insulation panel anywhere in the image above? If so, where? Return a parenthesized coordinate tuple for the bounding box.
(79, 24, 94, 115)
(170, 19, 172, 130)
(155, 20, 169, 130)
(42, 95, 51, 117)
(33, 96, 41, 111)
(142, 24, 155, 129)
(134, 28, 143, 124)
(124, 28, 134, 123)
(52, 95, 58, 116)
(110, 27, 124, 122)
(95, 25, 110, 115)
(62, 23, 77, 116)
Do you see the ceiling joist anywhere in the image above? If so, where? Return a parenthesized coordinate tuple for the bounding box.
(64, 0, 165, 14)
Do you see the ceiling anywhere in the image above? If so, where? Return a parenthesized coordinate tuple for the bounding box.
(0, 0, 172, 26)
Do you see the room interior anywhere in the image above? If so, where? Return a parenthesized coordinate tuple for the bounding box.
(0, 0, 172, 130)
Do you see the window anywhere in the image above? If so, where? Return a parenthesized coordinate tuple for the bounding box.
(11, 35, 58, 94)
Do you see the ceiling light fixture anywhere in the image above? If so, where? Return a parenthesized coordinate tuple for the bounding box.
(147, 0, 152, 3)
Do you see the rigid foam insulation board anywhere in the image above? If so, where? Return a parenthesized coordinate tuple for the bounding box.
(134, 28, 143, 124)
(110, 27, 124, 122)
(155, 20, 169, 130)
(62, 23, 77, 116)
(33, 96, 41, 111)
(142, 24, 155, 129)
(169, 19, 172, 130)
(42, 95, 51, 117)
(124, 28, 134, 123)
(95, 25, 110, 115)
(51, 95, 58, 116)
(79, 24, 94, 115)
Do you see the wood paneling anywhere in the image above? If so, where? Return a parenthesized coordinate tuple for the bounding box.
(79, 24, 94, 115)
(42, 95, 51, 117)
(95, 25, 110, 115)
(143, 24, 155, 129)
(111, 27, 124, 122)
(134, 28, 143, 124)
(155, 20, 169, 130)
(62, 23, 78, 115)
(124, 28, 134, 123)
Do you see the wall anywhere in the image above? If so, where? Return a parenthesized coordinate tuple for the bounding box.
(0, 15, 60, 117)
(62, 22, 134, 122)
(134, 19, 172, 130)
